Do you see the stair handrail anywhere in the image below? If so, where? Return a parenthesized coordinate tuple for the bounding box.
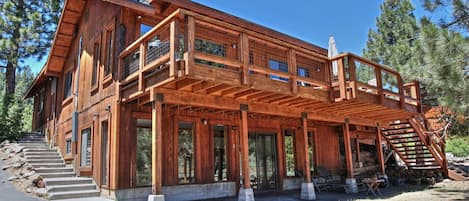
(408, 117, 445, 167)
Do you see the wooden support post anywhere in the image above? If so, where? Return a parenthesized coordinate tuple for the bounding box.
(185, 16, 195, 76)
(398, 75, 405, 109)
(375, 67, 384, 104)
(240, 33, 250, 85)
(240, 105, 251, 189)
(169, 20, 179, 78)
(376, 127, 385, 175)
(301, 113, 311, 182)
(109, 102, 120, 190)
(343, 120, 354, 178)
(337, 58, 346, 101)
(288, 49, 298, 94)
(355, 139, 361, 165)
(138, 42, 145, 92)
(151, 94, 163, 195)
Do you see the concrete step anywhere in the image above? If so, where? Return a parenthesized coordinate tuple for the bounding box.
(25, 156, 62, 160)
(23, 149, 56, 152)
(27, 159, 64, 164)
(19, 142, 47, 146)
(24, 152, 60, 156)
(40, 172, 76, 178)
(47, 183, 96, 192)
(44, 177, 93, 186)
(30, 163, 65, 168)
(35, 167, 74, 173)
(18, 139, 45, 143)
(48, 189, 100, 200)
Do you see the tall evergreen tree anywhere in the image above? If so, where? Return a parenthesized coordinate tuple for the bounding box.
(0, 0, 61, 107)
(423, 0, 469, 31)
(363, 0, 421, 79)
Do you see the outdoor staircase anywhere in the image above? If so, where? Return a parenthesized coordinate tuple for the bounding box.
(381, 115, 447, 173)
(18, 133, 100, 200)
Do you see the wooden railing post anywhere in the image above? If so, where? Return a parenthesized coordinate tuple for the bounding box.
(337, 58, 346, 101)
(138, 42, 145, 92)
(185, 16, 195, 76)
(288, 49, 298, 94)
(170, 19, 180, 78)
(375, 67, 384, 104)
(398, 75, 405, 109)
(347, 56, 357, 99)
(414, 81, 423, 113)
(240, 33, 250, 85)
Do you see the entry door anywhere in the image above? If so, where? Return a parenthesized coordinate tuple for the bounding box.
(101, 121, 109, 186)
(248, 133, 278, 191)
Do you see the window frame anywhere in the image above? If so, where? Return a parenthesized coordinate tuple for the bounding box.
(284, 128, 297, 177)
(80, 127, 92, 168)
(177, 121, 196, 184)
(62, 69, 73, 103)
(65, 138, 72, 154)
(102, 18, 116, 85)
(269, 59, 289, 82)
(91, 34, 101, 93)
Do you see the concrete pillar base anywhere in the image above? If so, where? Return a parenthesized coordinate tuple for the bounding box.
(148, 194, 165, 201)
(345, 178, 358, 194)
(300, 182, 316, 200)
(238, 187, 255, 201)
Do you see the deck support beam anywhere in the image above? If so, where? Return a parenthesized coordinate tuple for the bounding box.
(343, 119, 358, 193)
(238, 105, 255, 201)
(376, 126, 386, 175)
(300, 113, 316, 200)
(149, 93, 165, 201)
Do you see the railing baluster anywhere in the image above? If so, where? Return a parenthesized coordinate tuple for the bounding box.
(398, 75, 405, 109)
(375, 66, 383, 104)
(138, 42, 145, 92)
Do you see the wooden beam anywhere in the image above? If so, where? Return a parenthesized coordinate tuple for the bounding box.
(240, 107, 250, 188)
(376, 127, 385, 175)
(151, 94, 163, 194)
(343, 121, 354, 178)
(302, 114, 311, 182)
(104, 0, 155, 16)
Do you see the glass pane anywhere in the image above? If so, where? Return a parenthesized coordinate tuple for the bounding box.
(101, 121, 109, 186)
(136, 126, 152, 186)
(213, 125, 227, 182)
(80, 128, 91, 167)
(284, 129, 295, 177)
(269, 59, 289, 82)
(355, 61, 377, 86)
(140, 23, 152, 36)
(381, 71, 399, 93)
(178, 122, 195, 184)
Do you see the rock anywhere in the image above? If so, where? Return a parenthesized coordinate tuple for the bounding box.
(11, 163, 23, 168)
(2, 165, 11, 170)
(34, 188, 47, 197)
(22, 172, 35, 179)
(14, 146, 24, 154)
(8, 176, 18, 181)
(25, 187, 32, 193)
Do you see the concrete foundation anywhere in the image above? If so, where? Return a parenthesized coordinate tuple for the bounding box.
(111, 182, 236, 201)
(300, 182, 316, 200)
(283, 177, 303, 190)
(344, 178, 358, 194)
(238, 187, 255, 201)
(148, 194, 165, 201)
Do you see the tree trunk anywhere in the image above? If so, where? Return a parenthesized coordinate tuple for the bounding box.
(5, 61, 16, 96)
(4, 0, 24, 99)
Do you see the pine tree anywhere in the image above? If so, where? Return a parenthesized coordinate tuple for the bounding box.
(0, 0, 61, 108)
(423, 0, 469, 31)
(363, 0, 421, 79)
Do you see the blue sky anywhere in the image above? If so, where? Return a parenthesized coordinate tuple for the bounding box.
(25, 0, 431, 74)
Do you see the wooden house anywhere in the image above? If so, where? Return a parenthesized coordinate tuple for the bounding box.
(25, 0, 447, 200)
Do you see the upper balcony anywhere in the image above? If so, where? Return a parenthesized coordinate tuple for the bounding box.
(118, 9, 422, 123)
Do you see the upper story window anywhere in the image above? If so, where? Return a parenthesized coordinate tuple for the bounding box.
(195, 38, 226, 68)
(104, 27, 115, 77)
(63, 71, 73, 100)
(134, 0, 150, 5)
(269, 59, 289, 82)
(297, 66, 311, 87)
(91, 42, 100, 87)
(140, 23, 152, 36)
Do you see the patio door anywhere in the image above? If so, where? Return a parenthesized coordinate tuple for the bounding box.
(248, 132, 278, 191)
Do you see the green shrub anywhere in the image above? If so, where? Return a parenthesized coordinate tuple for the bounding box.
(446, 137, 469, 157)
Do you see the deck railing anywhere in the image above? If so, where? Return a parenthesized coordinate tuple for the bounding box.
(330, 53, 422, 111)
(119, 9, 422, 112)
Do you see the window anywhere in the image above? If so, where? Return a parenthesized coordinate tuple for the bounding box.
(101, 121, 109, 186)
(140, 23, 152, 36)
(284, 129, 296, 177)
(66, 138, 72, 154)
(91, 43, 100, 87)
(269, 59, 289, 82)
(178, 122, 195, 184)
(213, 125, 227, 182)
(38, 89, 44, 113)
(104, 28, 114, 76)
(136, 119, 152, 186)
(297, 67, 311, 87)
(195, 38, 225, 68)
(63, 71, 73, 99)
(80, 128, 92, 167)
